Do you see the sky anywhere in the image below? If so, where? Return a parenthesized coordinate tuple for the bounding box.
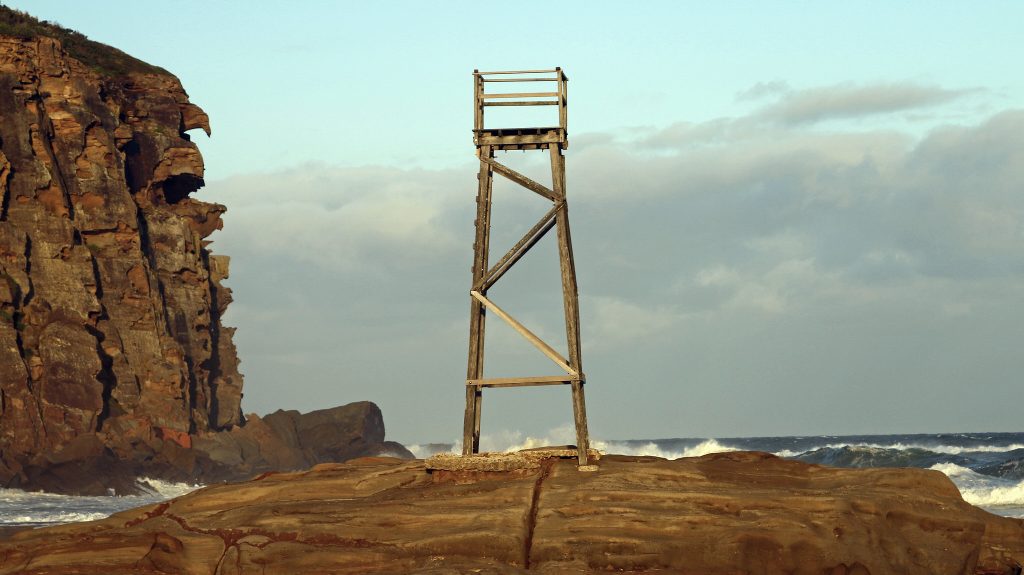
(8, 1, 1024, 445)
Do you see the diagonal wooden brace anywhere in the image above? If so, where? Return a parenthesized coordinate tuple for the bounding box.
(480, 156, 560, 202)
(469, 290, 577, 376)
(476, 201, 563, 291)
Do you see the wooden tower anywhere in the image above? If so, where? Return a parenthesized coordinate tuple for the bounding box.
(463, 68, 591, 466)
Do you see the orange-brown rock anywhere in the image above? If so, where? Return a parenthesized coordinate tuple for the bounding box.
(1, 452, 1021, 574)
(0, 12, 412, 494)
(0, 18, 244, 493)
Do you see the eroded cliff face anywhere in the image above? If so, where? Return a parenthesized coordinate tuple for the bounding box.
(0, 35, 242, 487)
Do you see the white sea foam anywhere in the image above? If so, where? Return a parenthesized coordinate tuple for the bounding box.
(405, 444, 429, 458)
(444, 425, 740, 460)
(592, 438, 739, 459)
(136, 477, 202, 499)
(423, 434, 1022, 464)
(0, 478, 201, 527)
(774, 442, 1024, 458)
(485, 425, 579, 452)
(930, 462, 1024, 511)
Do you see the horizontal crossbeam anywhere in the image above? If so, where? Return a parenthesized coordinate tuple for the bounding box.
(482, 92, 559, 99)
(466, 375, 583, 388)
(470, 290, 577, 376)
(484, 101, 559, 107)
(475, 69, 559, 75)
(482, 77, 558, 83)
(480, 156, 559, 202)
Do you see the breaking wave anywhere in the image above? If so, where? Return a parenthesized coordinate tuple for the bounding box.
(6, 430, 1024, 527)
(930, 463, 1024, 516)
(775, 442, 1024, 458)
(0, 477, 200, 528)
(406, 426, 741, 460)
(592, 438, 739, 459)
(788, 445, 970, 469)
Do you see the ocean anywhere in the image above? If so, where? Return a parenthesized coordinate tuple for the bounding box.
(407, 431, 1024, 519)
(2, 432, 1022, 530)
(0, 478, 199, 529)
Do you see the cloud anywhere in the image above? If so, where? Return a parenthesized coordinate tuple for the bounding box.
(648, 82, 979, 145)
(735, 80, 791, 101)
(585, 295, 680, 350)
(577, 109, 1024, 281)
(208, 164, 467, 273)
(198, 88, 1024, 440)
(755, 82, 978, 126)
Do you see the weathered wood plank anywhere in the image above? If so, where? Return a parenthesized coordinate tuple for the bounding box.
(477, 202, 561, 291)
(571, 380, 591, 465)
(474, 131, 565, 148)
(474, 74, 484, 131)
(481, 156, 559, 202)
(475, 69, 558, 75)
(469, 291, 577, 376)
(466, 375, 579, 388)
(463, 146, 494, 455)
(484, 101, 559, 107)
(474, 127, 562, 135)
(550, 142, 588, 465)
(550, 144, 581, 371)
(482, 92, 560, 99)
(558, 75, 568, 130)
(482, 77, 559, 82)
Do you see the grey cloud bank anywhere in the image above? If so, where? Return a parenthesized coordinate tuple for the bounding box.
(202, 84, 1023, 443)
(754, 82, 978, 125)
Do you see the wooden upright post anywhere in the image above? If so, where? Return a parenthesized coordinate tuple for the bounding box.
(463, 144, 493, 454)
(550, 143, 590, 464)
(463, 69, 591, 466)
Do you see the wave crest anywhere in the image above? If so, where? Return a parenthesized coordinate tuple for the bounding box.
(0, 477, 200, 527)
(930, 463, 1024, 509)
(591, 438, 739, 459)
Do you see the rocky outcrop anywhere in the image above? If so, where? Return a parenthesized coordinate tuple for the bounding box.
(14, 400, 412, 495)
(0, 16, 410, 494)
(0, 26, 242, 490)
(187, 402, 413, 484)
(0, 452, 1021, 574)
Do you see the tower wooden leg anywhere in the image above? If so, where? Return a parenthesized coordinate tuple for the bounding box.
(462, 387, 477, 455)
(464, 294, 487, 454)
(466, 290, 489, 452)
(549, 143, 590, 466)
(463, 386, 483, 454)
(473, 388, 483, 450)
(571, 381, 590, 465)
(464, 146, 493, 455)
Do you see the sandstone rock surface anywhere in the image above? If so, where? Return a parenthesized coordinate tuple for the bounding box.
(1, 452, 1021, 574)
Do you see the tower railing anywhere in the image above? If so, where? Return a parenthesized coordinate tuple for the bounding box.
(473, 68, 568, 149)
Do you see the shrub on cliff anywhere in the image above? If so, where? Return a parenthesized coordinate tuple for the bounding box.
(0, 4, 167, 77)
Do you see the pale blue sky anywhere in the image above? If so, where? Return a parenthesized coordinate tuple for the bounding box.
(7, 2, 1023, 445)
(13, 2, 1023, 175)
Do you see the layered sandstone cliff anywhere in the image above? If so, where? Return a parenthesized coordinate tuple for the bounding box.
(1, 452, 1022, 574)
(0, 14, 413, 494)
(0, 25, 244, 490)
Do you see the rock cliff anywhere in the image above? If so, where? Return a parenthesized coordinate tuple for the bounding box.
(1, 452, 1021, 574)
(0, 14, 242, 489)
(0, 11, 409, 494)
